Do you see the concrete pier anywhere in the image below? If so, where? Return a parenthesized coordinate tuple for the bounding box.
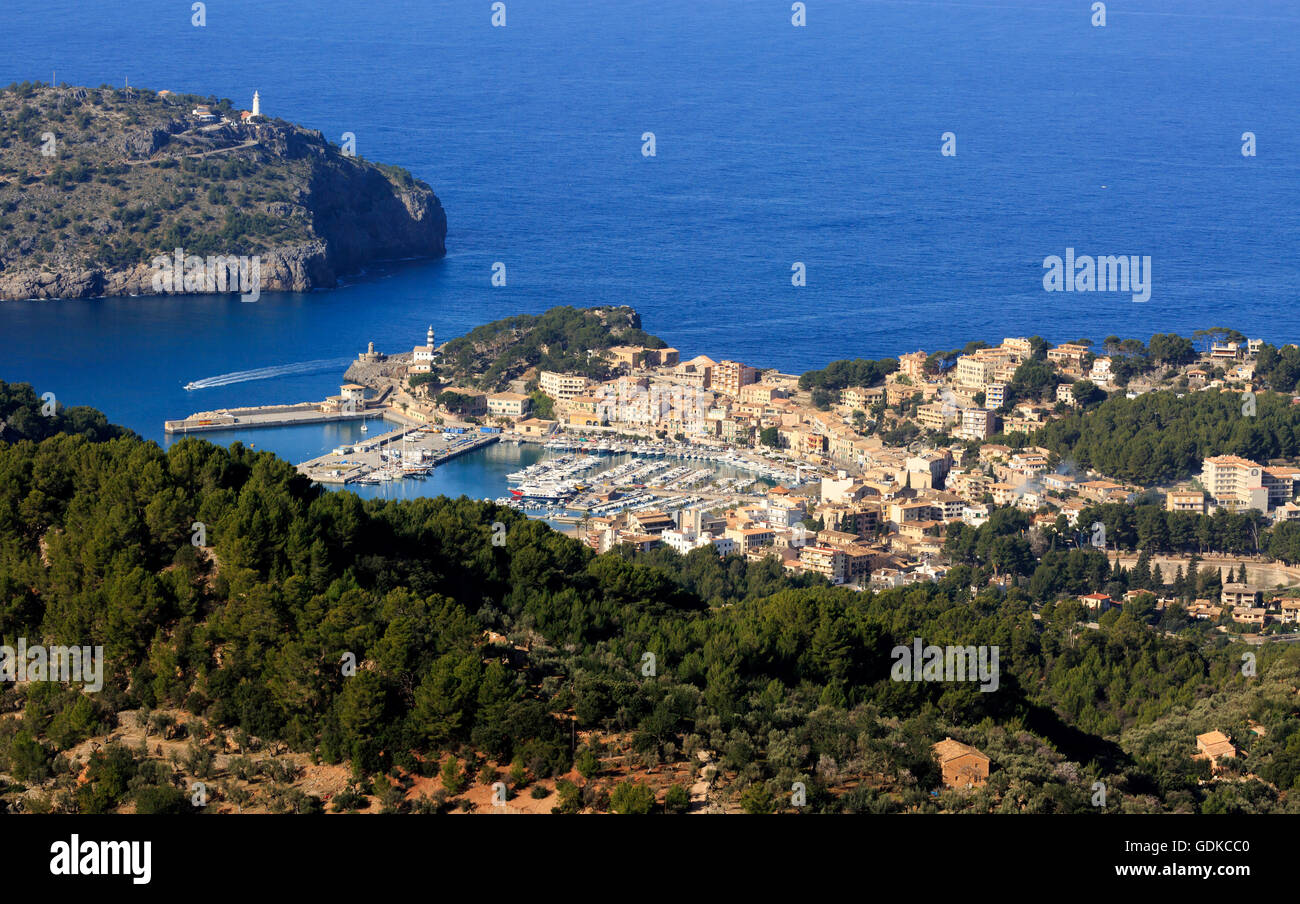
(296, 424, 501, 485)
(164, 402, 389, 434)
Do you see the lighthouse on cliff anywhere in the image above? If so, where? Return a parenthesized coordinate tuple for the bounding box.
(252, 90, 261, 118)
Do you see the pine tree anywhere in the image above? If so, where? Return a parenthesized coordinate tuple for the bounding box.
(1133, 550, 1152, 590)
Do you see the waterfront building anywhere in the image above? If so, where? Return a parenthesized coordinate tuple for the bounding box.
(409, 325, 438, 375)
(487, 392, 531, 418)
(539, 371, 590, 401)
(515, 417, 557, 437)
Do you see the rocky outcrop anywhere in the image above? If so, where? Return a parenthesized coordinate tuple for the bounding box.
(0, 85, 447, 300)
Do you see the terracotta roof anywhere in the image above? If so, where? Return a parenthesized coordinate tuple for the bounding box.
(932, 738, 987, 764)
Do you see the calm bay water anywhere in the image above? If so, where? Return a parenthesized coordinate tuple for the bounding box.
(2, 0, 1298, 478)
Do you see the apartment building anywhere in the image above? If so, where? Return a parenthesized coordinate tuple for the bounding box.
(1047, 343, 1090, 369)
(628, 510, 676, 535)
(673, 355, 715, 389)
(1000, 337, 1033, 360)
(740, 383, 787, 405)
(798, 545, 848, 584)
(984, 382, 1006, 410)
(954, 352, 1008, 390)
(661, 529, 736, 556)
(898, 350, 928, 381)
(957, 408, 996, 441)
(841, 385, 884, 410)
(539, 371, 590, 401)
(917, 401, 958, 432)
(711, 359, 758, 397)
(606, 345, 652, 370)
(1165, 488, 1207, 514)
(724, 525, 776, 552)
(820, 502, 880, 538)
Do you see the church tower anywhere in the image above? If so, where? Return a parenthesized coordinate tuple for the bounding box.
(252, 91, 261, 117)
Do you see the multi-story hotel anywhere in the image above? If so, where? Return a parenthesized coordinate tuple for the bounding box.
(1201, 455, 1268, 512)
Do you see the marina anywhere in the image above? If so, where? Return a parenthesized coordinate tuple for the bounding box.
(295, 422, 502, 485)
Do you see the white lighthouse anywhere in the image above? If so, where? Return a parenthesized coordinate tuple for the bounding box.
(252, 90, 261, 118)
(412, 325, 437, 370)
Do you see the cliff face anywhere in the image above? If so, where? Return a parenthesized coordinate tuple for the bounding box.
(0, 84, 446, 300)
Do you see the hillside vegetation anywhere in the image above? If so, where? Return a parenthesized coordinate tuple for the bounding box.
(0, 382, 1297, 814)
(1031, 389, 1300, 485)
(0, 81, 445, 299)
(438, 305, 667, 391)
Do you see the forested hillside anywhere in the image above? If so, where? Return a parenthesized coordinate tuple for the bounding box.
(437, 306, 666, 391)
(0, 382, 1297, 814)
(1032, 388, 1300, 485)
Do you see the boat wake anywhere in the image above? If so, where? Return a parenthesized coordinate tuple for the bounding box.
(183, 357, 352, 391)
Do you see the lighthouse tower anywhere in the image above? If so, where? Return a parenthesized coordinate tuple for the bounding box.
(252, 91, 261, 117)
(426, 325, 435, 347)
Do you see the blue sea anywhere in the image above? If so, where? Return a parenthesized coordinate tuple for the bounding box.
(2, 0, 1299, 463)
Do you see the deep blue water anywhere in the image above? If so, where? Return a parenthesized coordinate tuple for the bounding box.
(2, 0, 1299, 451)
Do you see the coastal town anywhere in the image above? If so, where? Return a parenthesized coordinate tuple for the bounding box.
(210, 319, 1300, 643)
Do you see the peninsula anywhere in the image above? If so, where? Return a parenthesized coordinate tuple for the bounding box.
(0, 82, 446, 300)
